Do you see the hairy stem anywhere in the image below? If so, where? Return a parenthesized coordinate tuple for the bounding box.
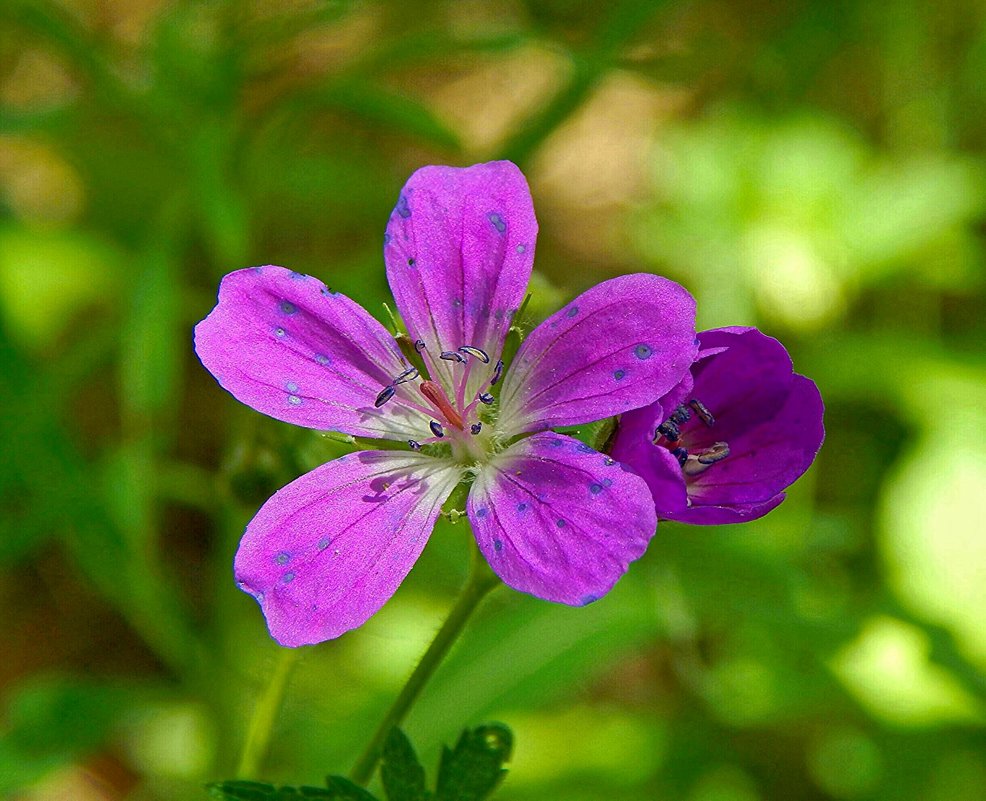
(349, 547, 501, 785)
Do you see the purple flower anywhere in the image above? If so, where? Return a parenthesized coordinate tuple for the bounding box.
(611, 327, 824, 525)
(194, 161, 698, 646)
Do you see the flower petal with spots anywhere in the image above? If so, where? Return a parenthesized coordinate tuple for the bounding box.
(384, 161, 536, 400)
(466, 432, 656, 605)
(234, 451, 463, 646)
(194, 266, 431, 439)
(496, 274, 697, 438)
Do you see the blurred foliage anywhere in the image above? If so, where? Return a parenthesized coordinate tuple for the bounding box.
(1, 1, 984, 800)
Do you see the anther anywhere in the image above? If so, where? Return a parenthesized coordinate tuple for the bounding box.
(490, 359, 504, 385)
(440, 350, 467, 363)
(478, 392, 495, 405)
(656, 420, 680, 442)
(414, 339, 426, 353)
(670, 404, 692, 425)
(392, 366, 419, 385)
(683, 441, 730, 476)
(430, 421, 445, 438)
(671, 447, 688, 466)
(408, 439, 421, 451)
(458, 345, 490, 363)
(374, 385, 396, 408)
(471, 422, 482, 435)
(689, 399, 715, 427)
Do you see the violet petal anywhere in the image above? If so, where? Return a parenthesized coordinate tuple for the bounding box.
(467, 432, 656, 606)
(234, 451, 463, 647)
(497, 274, 697, 437)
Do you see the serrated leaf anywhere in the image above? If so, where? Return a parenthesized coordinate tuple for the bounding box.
(380, 728, 429, 801)
(323, 775, 381, 800)
(207, 780, 277, 801)
(434, 724, 512, 801)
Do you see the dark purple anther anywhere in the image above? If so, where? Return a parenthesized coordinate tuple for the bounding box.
(689, 398, 715, 427)
(471, 422, 482, 435)
(374, 385, 396, 408)
(671, 447, 688, 466)
(458, 345, 490, 363)
(440, 350, 467, 363)
(490, 359, 504, 385)
(408, 440, 421, 451)
(393, 366, 419, 385)
(656, 420, 680, 442)
(414, 339, 426, 353)
(669, 404, 691, 425)
(429, 421, 445, 438)
(478, 392, 495, 405)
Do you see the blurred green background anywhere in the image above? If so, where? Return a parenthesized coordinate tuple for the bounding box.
(1, 0, 984, 799)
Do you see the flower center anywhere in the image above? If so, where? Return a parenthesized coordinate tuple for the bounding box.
(651, 398, 730, 476)
(374, 342, 503, 462)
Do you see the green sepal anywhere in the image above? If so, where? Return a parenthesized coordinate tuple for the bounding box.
(380, 727, 430, 801)
(433, 724, 513, 801)
(206, 779, 380, 800)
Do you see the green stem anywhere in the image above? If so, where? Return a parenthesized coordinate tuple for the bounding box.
(349, 547, 501, 786)
(237, 647, 301, 779)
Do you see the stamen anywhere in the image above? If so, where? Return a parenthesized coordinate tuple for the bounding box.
(414, 339, 426, 353)
(430, 421, 445, 438)
(478, 392, 495, 405)
(671, 447, 688, 466)
(440, 350, 467, 363)
(689, 398, 715, 427)
(669, 404, 692, 425)
(419, 380, 465, 430)
(374, 385, 396, 408)
(683, 441, 730, 476)
(656, 420, 680, 442)
(471, 422, 482, 435)
(458, 345, 490, 363)
(392, 366, 419, 385)
(408, 440, 421, 451)
(490, 359, 504, 386)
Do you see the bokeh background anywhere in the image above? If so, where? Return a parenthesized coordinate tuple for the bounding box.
(1, 1, 984, 799)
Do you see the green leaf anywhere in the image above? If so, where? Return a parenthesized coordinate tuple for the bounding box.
(207, 781, 277, 801)
(323, 776, 380, 800)
(380, 728, 429, 801)
(207, 781, 368, 801)
(434, 724, 513, 801)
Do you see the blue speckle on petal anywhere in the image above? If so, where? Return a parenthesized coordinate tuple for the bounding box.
(383, 233, 392, 245)
(614, 369, 626, 380)
(634, 343, 653, 360)
(493, 539, 503, 552)
(289, 271, 307, 280)
(282, 572, 296, 584)
(516, 243, 527, 254)
(549, 438, 565, 448)
(576, 443, 594, 454)
(320, 286, 338, 297)
(317, 537, 331, 550)
(556, 518, 567, 528)
(315, 353, 330, 365)
(275, 551, 291, 565)
(589, 482, 603, 495)
(581, 593, 600, 606)
(275, 327, 286, 338)
(280, 300, 297, 315)
(566, 305, 579, 318)
(395, 195, 411, 218)
(288, 395, 302, 406)
(602, 478, 613, 487)
(286, 382, 298, 393)
(488, 212, 506, 233)
(476, 507, 489, 518)
(517, 502, 528, 512)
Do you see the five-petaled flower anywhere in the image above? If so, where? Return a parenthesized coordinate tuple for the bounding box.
(611, 327, 824, 525)
(194, 161, 698, 646)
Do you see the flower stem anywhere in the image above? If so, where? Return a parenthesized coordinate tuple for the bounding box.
(237, 646, 301, 779)
(349, 546, 501, 786)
